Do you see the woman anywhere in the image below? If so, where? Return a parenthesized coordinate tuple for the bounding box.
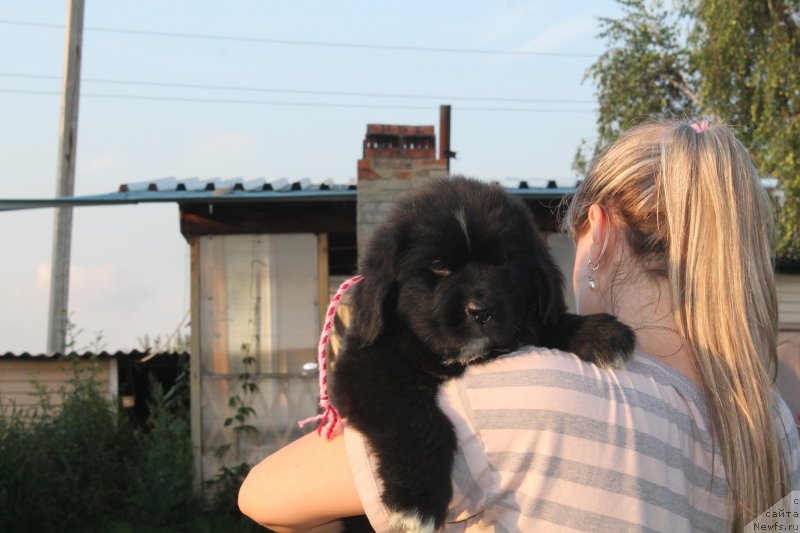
(238, 119, 800, 532)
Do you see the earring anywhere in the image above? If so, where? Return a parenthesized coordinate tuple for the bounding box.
(587, 205, 610, 291)
(587, 259, 599, 290)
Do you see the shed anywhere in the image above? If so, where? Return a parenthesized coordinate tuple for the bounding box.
(0, 352, 119, 415)
(0, 350, 187, 422)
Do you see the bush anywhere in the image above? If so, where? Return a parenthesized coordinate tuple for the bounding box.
(0, 361, 128, 532)
(123, 377, 194, 526)
(0, 358, 254, 532)
(0, 406, 49, 531)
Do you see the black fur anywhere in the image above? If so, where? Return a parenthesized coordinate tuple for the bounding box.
(332, 177, 634, 530)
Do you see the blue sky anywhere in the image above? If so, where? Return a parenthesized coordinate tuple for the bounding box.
(0, 0, 623, 353)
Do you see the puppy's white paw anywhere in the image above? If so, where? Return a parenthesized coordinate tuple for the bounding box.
(388, 510, 436, 533)
(609, 349, 629, 369)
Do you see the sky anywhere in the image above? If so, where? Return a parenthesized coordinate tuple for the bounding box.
(0, 0, 624, 354)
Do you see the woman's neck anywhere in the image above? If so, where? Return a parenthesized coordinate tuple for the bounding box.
(607, 274, 701, 386)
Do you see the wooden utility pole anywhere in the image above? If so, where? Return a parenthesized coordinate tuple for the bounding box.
(47, 0, 85, 354)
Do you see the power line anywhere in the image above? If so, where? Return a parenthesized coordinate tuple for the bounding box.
(0, 19, 598, 58)
(0, 88, 597, 113)
(0, 72, 595, 105)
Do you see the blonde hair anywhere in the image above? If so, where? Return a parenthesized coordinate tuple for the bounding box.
(565, 119, 788, 530)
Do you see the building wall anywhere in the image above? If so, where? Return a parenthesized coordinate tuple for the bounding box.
(0, 358, 116, 415)
(777, 274, 800, 327)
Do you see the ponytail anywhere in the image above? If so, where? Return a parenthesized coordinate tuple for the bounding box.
(566, 119, 789, 530)
(663, 123, 784, 530)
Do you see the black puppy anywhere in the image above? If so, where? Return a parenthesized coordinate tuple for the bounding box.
(333, 177, 634, 532)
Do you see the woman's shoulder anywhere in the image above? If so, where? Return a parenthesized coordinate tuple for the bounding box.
(459, 345, 622, 385)
(459, 347, 702, 400)
(444, 347, 712, 435)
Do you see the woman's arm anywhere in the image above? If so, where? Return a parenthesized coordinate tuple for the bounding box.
(238, 431, 364, 532)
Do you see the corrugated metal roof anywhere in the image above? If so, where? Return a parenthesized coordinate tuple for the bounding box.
(118, 176, 356, 193)
(0, 177, 575, 212)
(0, 176, 781, 213)
(0, 350, 188, 360)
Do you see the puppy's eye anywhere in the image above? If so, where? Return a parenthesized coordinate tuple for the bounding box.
(497, 254, 509, 266)
(429, 260, 452, 277)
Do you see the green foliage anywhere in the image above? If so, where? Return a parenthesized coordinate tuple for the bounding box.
(691, 0, 800, 259)
(0, 358, 248, 532)
(205, 345, 259, 514)
(65, 311, 107, 353)
(137, 313, 192, 353)
(0, 360, 126, 532)
(100, 512, 263, 533)
(580, 0, 800, 258)
(0, 407, 52, 531)
(205, 462, 253, 516)
(50, 368, 125, 520)
(576, 0, 698, 174)
(137, 331, 191, 353)
(123, 377, 194, 526)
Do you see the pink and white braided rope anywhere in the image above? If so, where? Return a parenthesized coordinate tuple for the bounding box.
(298, 274, 365, 439)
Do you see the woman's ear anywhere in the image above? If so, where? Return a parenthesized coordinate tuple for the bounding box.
(587, 203, 612, 265)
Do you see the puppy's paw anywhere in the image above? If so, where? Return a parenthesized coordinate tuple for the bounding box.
(388, 510, 436, 533)
(568, 313, 635, 368)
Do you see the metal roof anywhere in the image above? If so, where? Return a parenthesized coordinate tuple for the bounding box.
(0, 350, 188, 360)
(1, 176, 781, 213)
(0, 177, 575, 212)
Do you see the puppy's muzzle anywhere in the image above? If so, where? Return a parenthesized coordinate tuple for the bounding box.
(465, 301, 492, 325)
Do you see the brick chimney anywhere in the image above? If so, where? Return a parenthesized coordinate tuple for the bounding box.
(356, 123, 449, 258)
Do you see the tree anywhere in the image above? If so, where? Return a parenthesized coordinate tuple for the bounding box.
(579, 0, 800, 260)
(575, 0, 699, 175)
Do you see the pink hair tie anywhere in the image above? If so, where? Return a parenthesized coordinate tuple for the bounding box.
(690, 119, 709, 133)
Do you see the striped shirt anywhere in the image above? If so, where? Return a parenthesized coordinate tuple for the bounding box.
(344, 348, 800, 532)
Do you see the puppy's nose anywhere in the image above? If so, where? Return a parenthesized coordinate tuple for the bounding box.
(466, 302, 492, 324)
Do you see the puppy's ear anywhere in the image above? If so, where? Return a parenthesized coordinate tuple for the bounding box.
(349, 224, 401, 345)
